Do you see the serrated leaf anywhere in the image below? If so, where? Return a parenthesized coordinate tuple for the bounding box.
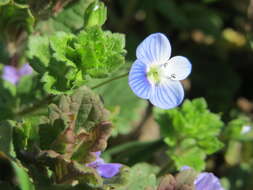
(38, 86, 111, 164)
(27, 35, 50, 73)
(76, 26, 126, 78)
(155, 98, 224, 171)
(198, 137, 224, 154)
(28, 26, 126, 94)
(115, 163, 158, 190)
(172, 147, 206, 172)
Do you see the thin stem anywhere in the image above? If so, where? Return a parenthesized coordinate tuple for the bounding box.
(91, 72, 129, 89)
(15, 72, 128, 118)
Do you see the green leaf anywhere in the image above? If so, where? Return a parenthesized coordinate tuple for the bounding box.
(76, 26, 126, 78)
(0, 121, 15, 157)
(12, 161, 35, 190)
(0, 121, 33, 189)
(172, 146, 206, 172)
(155, 98, 224, 171)
(111, 163, 158, 190)
(27, 35, 50, 73)
(28, 26, 126, 94)
(198, 137, 224, 154)
(0, 80, 16, 121)
(16, 74, 47, 112)
(38, 86, 111, 163)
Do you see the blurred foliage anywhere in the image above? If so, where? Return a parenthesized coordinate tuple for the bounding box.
(0, 0, 253, 189)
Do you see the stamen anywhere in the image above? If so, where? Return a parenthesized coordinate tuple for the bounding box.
(147, 65, 162, 84)
(167, 73, 176, 80)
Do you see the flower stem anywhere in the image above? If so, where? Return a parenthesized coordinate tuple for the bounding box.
(91, 72, 129, 89)
(14, 72, 128, 118)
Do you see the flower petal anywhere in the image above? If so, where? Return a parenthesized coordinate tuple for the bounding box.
(129, 59, 151, 99)
(149, 80, 184, 109)
(165, 56, 192, 80)
(194, 173, 224, 190)
(97, 163, 122, 178)
(2, 66, 19, 84)
(136, 33, 171, 65)
(94, 151, 101, 157)
(18, 63, 33, 76)
(164, 56, 192, 81)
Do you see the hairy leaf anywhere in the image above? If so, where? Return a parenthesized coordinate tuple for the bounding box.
(155, 98, 224, 171)
(28, 27, 126, 94)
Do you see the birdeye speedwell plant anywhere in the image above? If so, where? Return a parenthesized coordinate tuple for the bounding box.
(0, 0, 251, 190)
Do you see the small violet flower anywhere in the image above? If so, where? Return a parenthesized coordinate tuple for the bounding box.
(129, 33, 192, 109)
(181, 166, 224, 190)
(86, 151, 122, 178)
(2, 63, 33, 85)
(194, 172, 224, 190)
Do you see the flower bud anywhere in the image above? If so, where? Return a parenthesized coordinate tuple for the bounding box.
(84, 1, 107, 28)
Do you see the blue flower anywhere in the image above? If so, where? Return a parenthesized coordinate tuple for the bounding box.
(181, 166, 224, 190)
(194, 172, 224, 190)
(128, 33, 192, 109)
(86, 151, 122, 178)
(2, 63, 33, 85)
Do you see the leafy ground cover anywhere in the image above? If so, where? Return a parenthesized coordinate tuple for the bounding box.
(0, 0, 253, 189)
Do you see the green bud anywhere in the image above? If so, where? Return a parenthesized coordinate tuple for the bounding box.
(84, 0, 107, 28)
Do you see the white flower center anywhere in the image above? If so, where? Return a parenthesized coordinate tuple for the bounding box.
(146, 63, 177, 85)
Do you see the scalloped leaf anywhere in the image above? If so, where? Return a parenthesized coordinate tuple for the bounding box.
(28, 27, 126, 94)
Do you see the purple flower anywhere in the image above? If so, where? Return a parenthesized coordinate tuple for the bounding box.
(87, 151, 122, 178)
(195, 172, 224, 190)
(2, 64, 33, 85)
(181, 166, 224, 190)
(128, 33, 192, 109)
